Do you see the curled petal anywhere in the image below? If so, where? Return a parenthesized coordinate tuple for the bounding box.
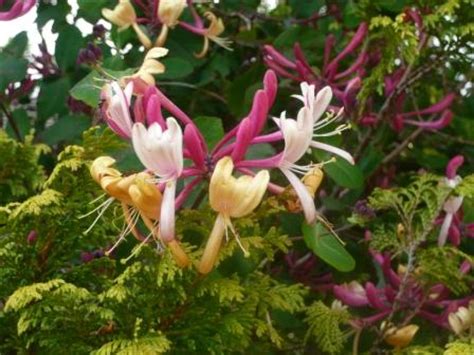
(310, 141, 355, 165)
(160, 180, 177, 242)
(281, 168, 316, 224)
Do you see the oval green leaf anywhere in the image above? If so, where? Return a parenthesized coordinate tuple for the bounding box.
(302, 222, 355, 272)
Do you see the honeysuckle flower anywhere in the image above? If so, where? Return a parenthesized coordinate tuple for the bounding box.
(384, 324, 419, 348)
(194, 12, 232, 58)
(239, 83, 353, 224)
(198, 157, 269, 274)
(131, 117, 183, 243)
(438, 155, 465, 247)
(448, 302, 474, 335)
(102, 0, 151, 48)
(122, 47, 169, 85)
(156, 0, 186, 46)
(0, 0, 35, 21)
(101, 81, 134, 139)
(333, 281, 369, 307)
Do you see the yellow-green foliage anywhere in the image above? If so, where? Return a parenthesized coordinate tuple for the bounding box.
(0, 131, 49, 203)
(304, 301, 350, 354)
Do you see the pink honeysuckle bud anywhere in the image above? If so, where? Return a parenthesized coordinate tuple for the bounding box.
(26, 230, 38, 245)
(333, 281, 369, 307)
(343, 77, 361, 112)
(263, 69, 278, 107)
(403, 93, 455, 118)
(231, 118, 253, 163)
(101, 81, 134, 139)
(248, 89, 269, 137)
(184, 123, 206, 170)
(145, 93, 166, 128)
(365, 282, 388, 310)
(133, 96, 146, 124)
(263, 45, 297, 69)
(325, 22, 368, 77)
(448, 224, 461, 246)
(323, 34, 336, 71)
(391, 114, 405, 132)
(0, 0, 36, 21)
(405, 110, 453, 130)
(446, 155, 464, 180)
(293, 43, 315, 78)
(334, 50, 367, 81)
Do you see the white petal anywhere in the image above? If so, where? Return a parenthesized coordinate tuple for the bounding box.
(160, 180, 176, 243)
(281, 168, 316, 224)
(437, 213, 453, 247)
(310, 141, 355, 165)
(132, 123, 160, 172)
(313, 86, 333, 122)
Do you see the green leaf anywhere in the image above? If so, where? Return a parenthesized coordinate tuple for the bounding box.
(37, 78, 71, 122)
(3, 32, 28, 57)
(78, 0, 113, 23)
(159, 58, 194, 80)
(323, 159, 364, 189)
(302, 222, 355, 272)
(40, 115, 90, 145)
(0, 57, 28, 91)
(5, 109, 31, 140)
(55, 26, 84, 71)
(36, 1, 71, 30)
(70, 68, 134, 107)
(194, 116, 224, 150)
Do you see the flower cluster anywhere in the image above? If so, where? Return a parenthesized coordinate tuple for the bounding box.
(91, 69, 354, 273)
(264, 11, 456, 133)
(333, 252, 473, 331)
(101, 0, 230, 57)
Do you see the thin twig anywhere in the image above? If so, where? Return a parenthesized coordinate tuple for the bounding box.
(0, 102, 22, 141)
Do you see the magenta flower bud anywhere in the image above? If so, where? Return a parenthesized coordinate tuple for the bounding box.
(145, 93, 166, 128)
(184, 124, 206, 169)
(80, 251, 94, 263)
(333, 282, 369, 307)
(27, 230, 38, 245)
(0, 0, 36, 21)
(263, 69, 278, 107)
(365, 282, 387, 310)
(392, 114, 405, 132)
(231, 118, 253, 163)
(460, 260, 471, 274)
(293, 43, 314, 78)
(359, 114, 378, 126)
(465, 224, 474, 238)
(325, 22, 368, 76)
(133, 96, 146, 124)
(263, 45, 297, 69)
(343, 77, 361, 112)
(248, 89, 269, 137)
(405, 110, 453, 130)
(405, 8, 423, 29)
(446, 155, 464, 179)
(323, 34, 336, 70)
(403, 93, 455, 117)
(448, 224, 461, 246)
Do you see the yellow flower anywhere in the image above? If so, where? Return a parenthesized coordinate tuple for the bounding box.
(122, 47, 168, 85)
(384, 324, 419, 348)
(198, 157, 269, 274)
(102, 0, 151, 48)
(158, 0, 186, 27)
(195, 12, 232, 58)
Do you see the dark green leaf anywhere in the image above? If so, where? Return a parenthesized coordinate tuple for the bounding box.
(194, 116, 224, 150)
(302, 222, 355, 272)
(55, 26, 84, 71)
(159, 58, 194, 80)
(0, 57, 28, 91)
(3, 32, 28, 57)
(5, 109, 31, 140)
(323, 159, 364, 189)
(78, 0, 113, 23)
(37, 78, 71, 122)
(40, 115, 90, 145)
(69, 68, 134, 107)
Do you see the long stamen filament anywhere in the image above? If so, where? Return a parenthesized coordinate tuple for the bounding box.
(82, 198, 115, 234)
